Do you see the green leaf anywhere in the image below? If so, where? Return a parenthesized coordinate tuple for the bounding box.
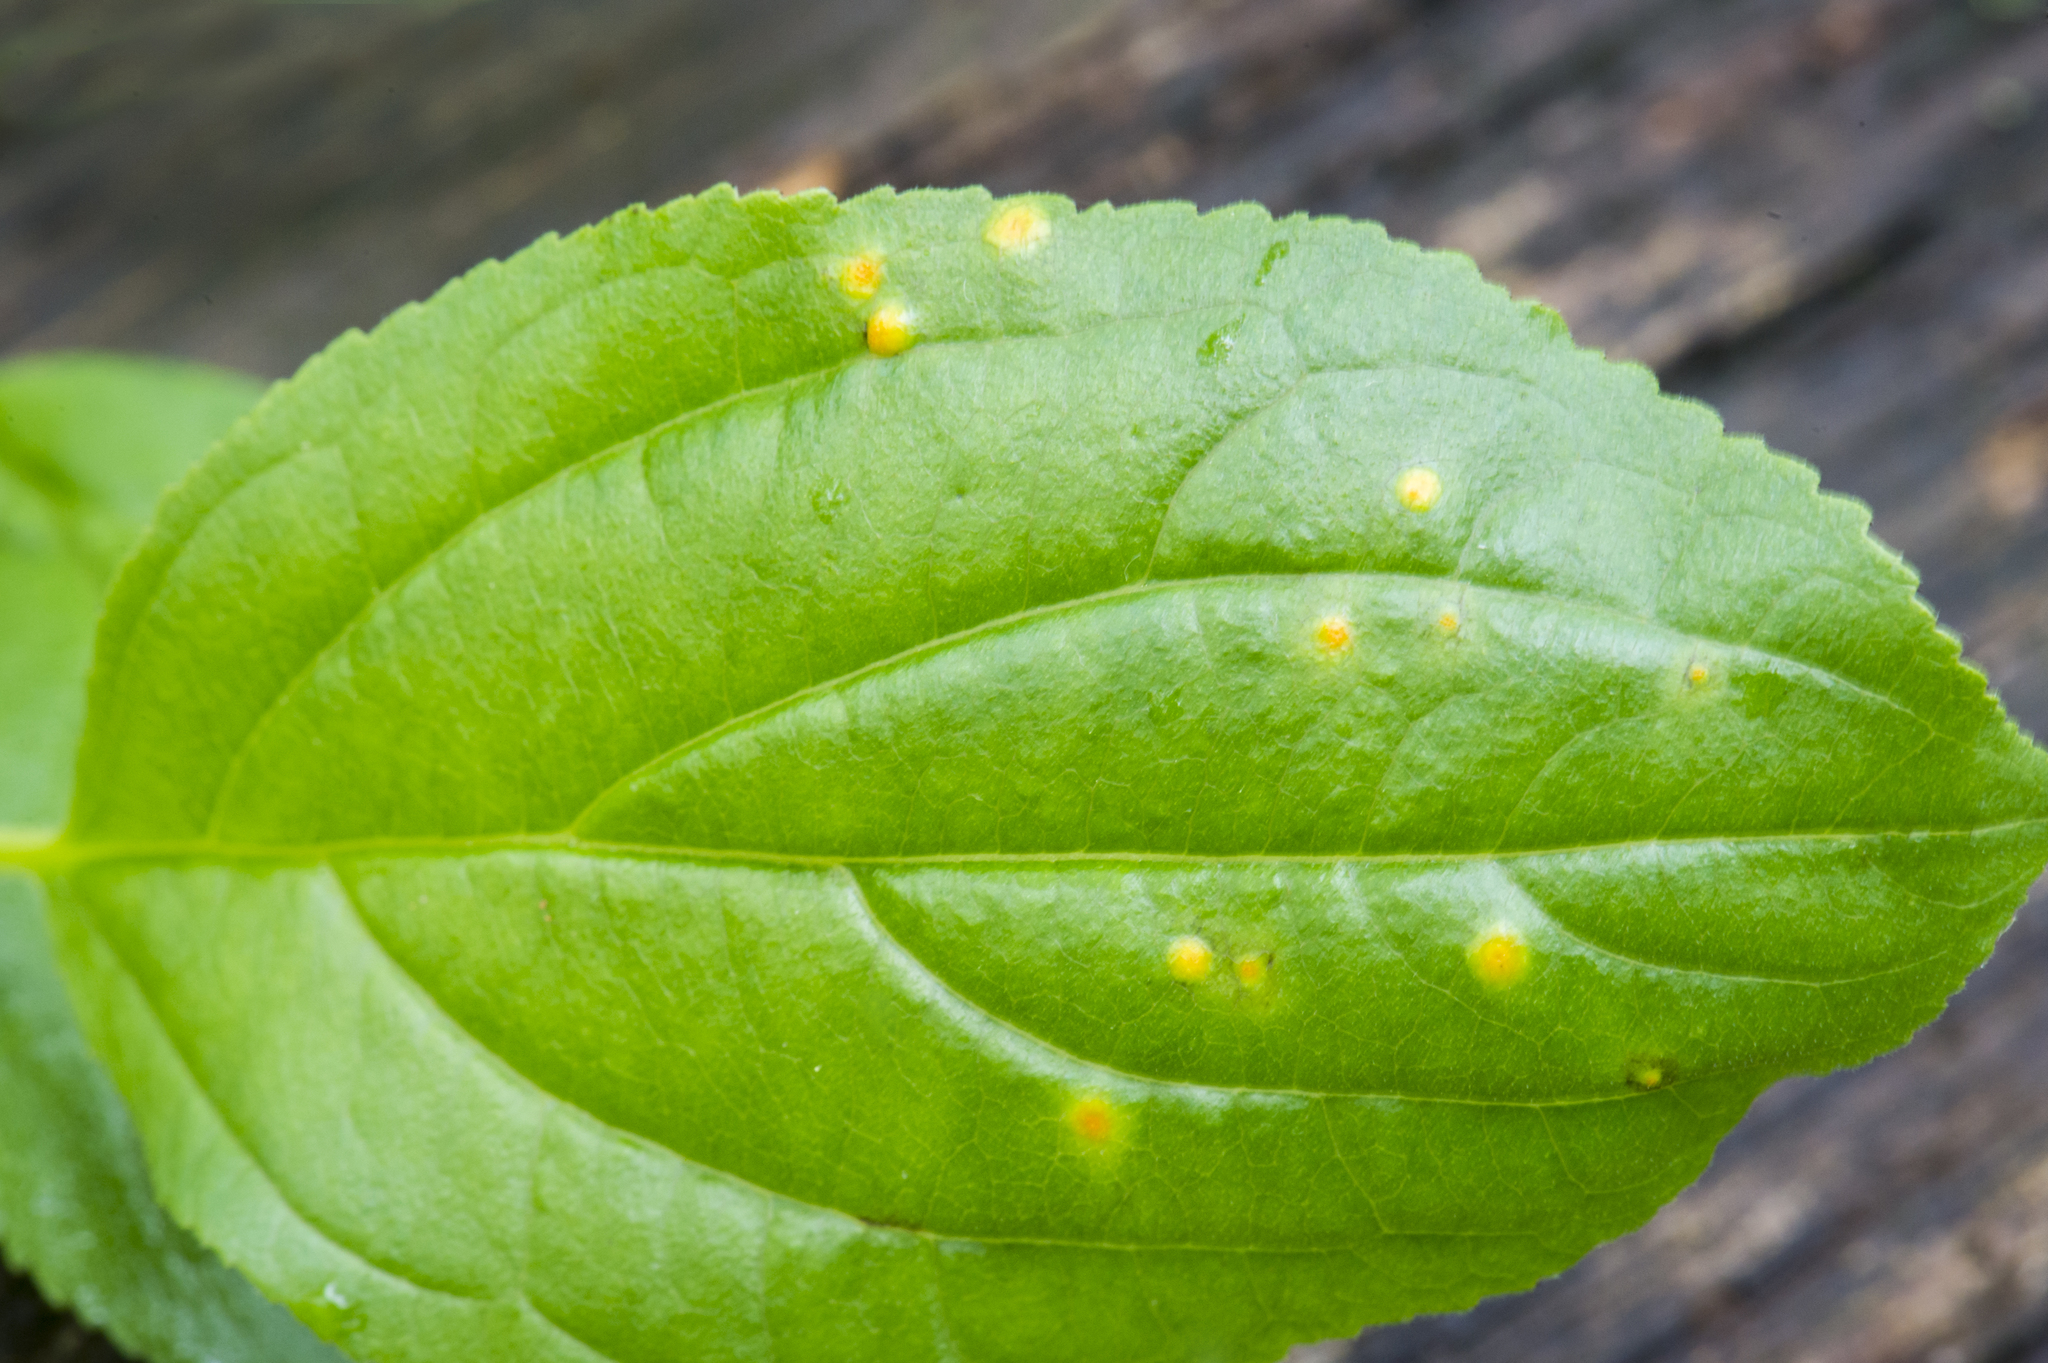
(0, 353, 345, 1363)
(1, 878, 354, 1363)
(20, 188, 2048, 1363)
(0, 353, 268, 830)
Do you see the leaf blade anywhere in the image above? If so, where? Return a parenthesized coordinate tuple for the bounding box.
(40, 188, 2048, 1362)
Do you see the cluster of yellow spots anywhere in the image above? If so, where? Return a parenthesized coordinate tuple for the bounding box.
(1629, 1061, 1667, 1091)
(1314, 614, 1355, 655)
(1468, 931, 1530, 989)
(1396, 466, 1443, 513)
(838, 251, 914, 356)
(1686, 661, 1710, 688)
(985, 201, 1051, 255)
(854, 202, 1055, 360)
(1067, 1095, 1119, 1147)
(1316, 604, 1463, 654)
(1166, 935, 1271, 992)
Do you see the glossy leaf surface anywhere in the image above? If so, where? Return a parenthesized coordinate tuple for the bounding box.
(0, 352, 341, 1363)
(26, 189, 2048, 1363)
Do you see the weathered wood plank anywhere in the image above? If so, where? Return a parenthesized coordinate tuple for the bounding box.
(0, 0, 1126, 372)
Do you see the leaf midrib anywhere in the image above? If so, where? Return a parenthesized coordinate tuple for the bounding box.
(19, 822, 2028, 1026)
(44, 784, 1975, 1310)
(21, 820, 2038, 875)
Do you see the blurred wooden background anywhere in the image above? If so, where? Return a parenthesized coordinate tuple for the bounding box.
(4, 0, 2048, 1359)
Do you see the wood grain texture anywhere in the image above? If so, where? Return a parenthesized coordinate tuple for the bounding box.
(3, 1, 2046, 1359)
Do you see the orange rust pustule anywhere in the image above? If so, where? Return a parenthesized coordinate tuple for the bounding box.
(1068, 1097, 1118, 1146)
(1314, 615, 1354, 654)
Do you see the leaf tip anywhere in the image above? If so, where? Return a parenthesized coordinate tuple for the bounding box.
(1525, 300, 1571, 338)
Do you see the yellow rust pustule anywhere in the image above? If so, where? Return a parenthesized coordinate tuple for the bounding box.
(985, 201, 1052, 255)
(1235, 954, 1270, 989)
(1627, 1058, 1670, 1091)
(1468, 932, 1530, 989)
(866, 304, 916, 357)
(1167, 936, 1213, 982)
(1435, 608, 1461, 636)
(1314, 614, 1355, 655)
(1067, 1095, 1119, 1147)
(1686, 662, 1710, 688)
(839, 253, 884, 300)
(1396, 467, 1443, 513)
